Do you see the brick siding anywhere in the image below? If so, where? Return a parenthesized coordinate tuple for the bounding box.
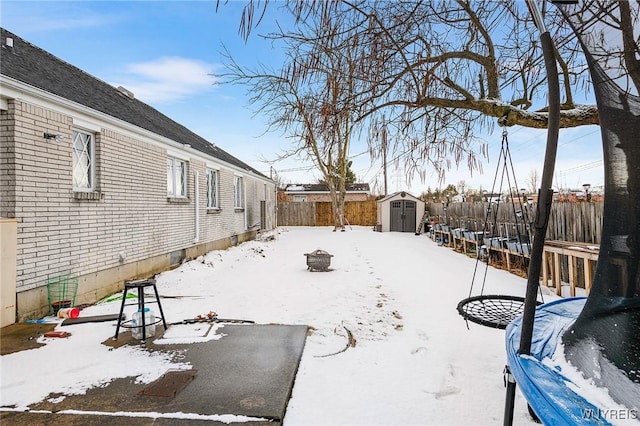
(2, 99, 275, 296)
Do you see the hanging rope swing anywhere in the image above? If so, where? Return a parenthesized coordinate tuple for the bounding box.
(456, 294, 534, 329)
(457, 121, 542, 329)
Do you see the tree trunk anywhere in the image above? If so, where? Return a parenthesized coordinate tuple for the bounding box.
(329, 182, 347, 231)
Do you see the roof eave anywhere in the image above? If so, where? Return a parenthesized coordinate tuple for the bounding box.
(1, 75, 273, 183)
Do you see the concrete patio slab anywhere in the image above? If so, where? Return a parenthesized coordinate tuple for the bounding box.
(1, 324, 308, 425)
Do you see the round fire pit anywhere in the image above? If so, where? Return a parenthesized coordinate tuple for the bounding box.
(304, 249, 333, 272)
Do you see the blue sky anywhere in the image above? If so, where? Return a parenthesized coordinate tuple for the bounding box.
(1, 1, 604, 195)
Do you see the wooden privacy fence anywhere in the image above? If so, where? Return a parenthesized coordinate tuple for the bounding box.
(430, 201, 604, 244)
(277, 200, 603, 242)
(277, 200, 377, 227)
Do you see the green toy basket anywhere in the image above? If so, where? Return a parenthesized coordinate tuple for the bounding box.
(47, 275, 79, 314)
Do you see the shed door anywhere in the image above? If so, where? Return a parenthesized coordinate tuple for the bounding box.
(390, 200, 416, 232)
(404, 200, 416, 231)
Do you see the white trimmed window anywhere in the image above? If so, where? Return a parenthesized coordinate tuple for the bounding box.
(72, 130, 95, 191)
(206, 168, 219, 208)
(167, 157, 187, 197)
(234, 175, 244, 208)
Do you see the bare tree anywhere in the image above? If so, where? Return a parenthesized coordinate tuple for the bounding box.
(220, 8, 364, 230)
(527, 169, 540, 194)
(457, 180, 467, 196)
(222, 0, 638, 188)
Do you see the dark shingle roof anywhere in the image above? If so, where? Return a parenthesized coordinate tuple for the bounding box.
(0, 28, 267, 179)
(285, 183, 370, 192)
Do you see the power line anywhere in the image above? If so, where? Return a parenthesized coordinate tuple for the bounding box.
(271, 165, 317, 173)
(557, 160, 603, 175)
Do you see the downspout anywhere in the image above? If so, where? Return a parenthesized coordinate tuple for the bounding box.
(194, 171, 200, 244)
(244, 179, 248, 231)
(270, 166, 278, 230)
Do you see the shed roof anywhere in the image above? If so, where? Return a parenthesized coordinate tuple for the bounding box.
(0, 28, 267, 179)
(377, 191, 422, 203)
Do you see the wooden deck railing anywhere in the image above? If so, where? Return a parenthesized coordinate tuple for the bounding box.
(430, 226, 599, 296)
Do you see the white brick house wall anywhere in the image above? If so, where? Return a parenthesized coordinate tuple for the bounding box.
(1, 98, 275, 319)
(0, 28, 277, 320)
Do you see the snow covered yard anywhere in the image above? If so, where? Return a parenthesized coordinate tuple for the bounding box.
(1, 226, 549, 424)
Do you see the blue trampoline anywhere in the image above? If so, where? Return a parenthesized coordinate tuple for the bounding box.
(449, 2, 640, 422)
(502, 2, 640, 424)
(506, 298, 614, 425)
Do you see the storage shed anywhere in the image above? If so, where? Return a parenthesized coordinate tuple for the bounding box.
(376, 192, 425, 232)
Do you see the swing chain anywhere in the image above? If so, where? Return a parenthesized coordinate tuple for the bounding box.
(500, 114, 509, 139)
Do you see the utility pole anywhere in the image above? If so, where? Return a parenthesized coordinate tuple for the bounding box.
(381, 118, 388, 196)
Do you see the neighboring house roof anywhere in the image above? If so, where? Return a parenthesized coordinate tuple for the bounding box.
(284, 183, 370, 193)
(0, 28, 267, 179)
